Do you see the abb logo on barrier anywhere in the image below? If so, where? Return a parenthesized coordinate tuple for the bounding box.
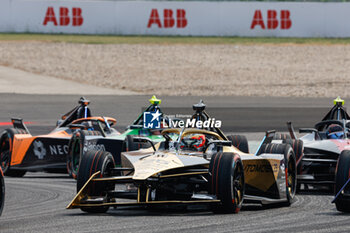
(43, 7, 83, 26)
(147, 9, 187, 28)
(251, 10, 291, 30)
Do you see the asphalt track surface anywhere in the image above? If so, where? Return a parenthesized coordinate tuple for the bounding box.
(1, 94, 349, 233)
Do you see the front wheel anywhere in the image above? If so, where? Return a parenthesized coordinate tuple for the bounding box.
(209, 152, 244, 213)
(67, 131, 84, 179)
(0, 129, 26, 177)
(77, 150, 115, 213)
(67, 130, 102, 179)
(259, 143, 296, 206)
(284, 145, 297, 205)
(335, 150, 350, 212)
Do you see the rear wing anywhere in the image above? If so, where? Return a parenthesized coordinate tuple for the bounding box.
(11, 118, 30, 134)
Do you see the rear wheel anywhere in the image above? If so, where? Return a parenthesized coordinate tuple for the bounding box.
(209, 152, 244, 213)
(283, 139, 303, 166)
(0, 129, 26, 177)
(274, 133, 291, 140)
(335, 150, 350, 212)
(227, 135, 249, 153)
(259, 143, 296, 206)
(77, 150, 115, 213)
(283, 139, 304, 193)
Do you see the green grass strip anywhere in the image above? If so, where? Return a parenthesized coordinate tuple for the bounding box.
(1, 33, 350, 44)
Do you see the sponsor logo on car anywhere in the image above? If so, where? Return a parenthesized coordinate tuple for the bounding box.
(244, 163, 279, 173)
(83, 141, 106, 152)
(49, 144, 69, 156)
(33, 140, 46, 159)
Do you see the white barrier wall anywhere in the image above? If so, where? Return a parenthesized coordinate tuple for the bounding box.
(1, 0, 350, 37)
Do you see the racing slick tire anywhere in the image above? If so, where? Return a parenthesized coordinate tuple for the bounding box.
(227, 135, 249, 153)
(0, 168, 4, 216)
(209, 152, 244, 213)
(0, 129, 27, 177)
(334, 150, 350, 212)
(124, 135, 147, 152)
(283, 139, 304, 192)
(259, 143, 296, 206)
(67, 130, 102, 179)
(274, 133, 291, 140)
(282, 139, 303, 167)
(77, 150, 115, 213)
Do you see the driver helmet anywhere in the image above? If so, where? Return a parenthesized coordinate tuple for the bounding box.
(81, 121, 94, 131)
(180, 134, 206, 152)
(190, 134, 206, 151)
(326, 124, 344, 139)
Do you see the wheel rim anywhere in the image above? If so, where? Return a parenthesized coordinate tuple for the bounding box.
(232, 161, 244, 207)
(103, 159, 115, 177)
(287, 155, 296, 198)
(0, 150, 9, 173)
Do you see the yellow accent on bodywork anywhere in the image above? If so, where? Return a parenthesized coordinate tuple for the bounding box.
(132, 153, 184, 180)
(66, 171, 101, 209)
(334, 96, 345, 106)
(243, 159, 280, 192)
(223, 146, 247, 154)
(149, 95, 161, 105)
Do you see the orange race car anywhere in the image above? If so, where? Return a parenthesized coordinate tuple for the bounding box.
(0, 97, 119, 177)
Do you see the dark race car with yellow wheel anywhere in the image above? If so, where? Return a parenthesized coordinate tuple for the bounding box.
(0, 97, 119, 177)
(67, 101, 296, 214)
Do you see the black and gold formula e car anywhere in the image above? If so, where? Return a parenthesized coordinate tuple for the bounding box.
(67, 102, 296, 214)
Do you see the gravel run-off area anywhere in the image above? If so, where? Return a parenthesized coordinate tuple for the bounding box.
(0, 42, 349, 97)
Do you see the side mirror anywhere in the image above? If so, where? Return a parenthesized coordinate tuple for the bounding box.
(299, 128, 318, 134)
(207, 140, 232, 147)
(299, 128, 321, 140)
